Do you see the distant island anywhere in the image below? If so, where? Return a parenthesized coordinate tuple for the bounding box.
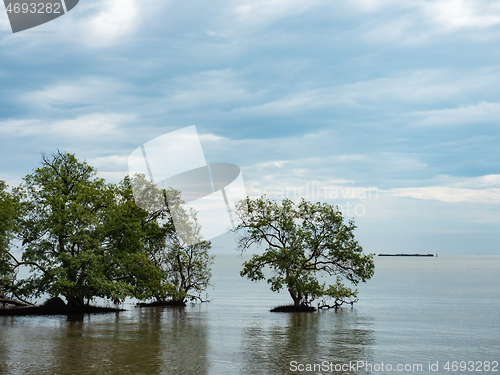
(378, 253, 435, 257)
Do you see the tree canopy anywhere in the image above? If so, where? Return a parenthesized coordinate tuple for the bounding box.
(11, 152, 142, 306)
(131, 174, 214, 304)
(2, 151, 213, 308)
(0, 180, 21, 304)
(233, 196, 375, 309)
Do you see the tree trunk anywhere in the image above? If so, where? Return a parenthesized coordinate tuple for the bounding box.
(288, 288, 301, 307)
(65, 295, 84, 309)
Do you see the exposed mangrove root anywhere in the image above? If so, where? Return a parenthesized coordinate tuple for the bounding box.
(0, 293, 32, 307)
(270, 304, 317, 312)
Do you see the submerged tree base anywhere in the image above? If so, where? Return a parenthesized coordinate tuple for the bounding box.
(136, 300, 186, 307)
(270, 304, 317, 313)
(0, 304, 123, 316)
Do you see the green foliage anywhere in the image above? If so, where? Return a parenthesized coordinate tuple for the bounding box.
(3, 152, 214, 308)
(234, 196, 375, 308)
(131, 176, 214, 303)
(12, 152, 163, 306)
(0, 180, 17, 297)
(161, 236, 213, 303)
(102, 176, 166, 301)
(0, 180, 14, 253)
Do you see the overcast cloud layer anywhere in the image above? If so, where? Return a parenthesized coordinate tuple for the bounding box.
(1, 0, 499, 254)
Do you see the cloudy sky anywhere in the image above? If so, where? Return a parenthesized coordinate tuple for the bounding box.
(1, 0, 499, 255)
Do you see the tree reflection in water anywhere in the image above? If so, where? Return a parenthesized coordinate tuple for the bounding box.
(0, 307, 209, 375)
(0, 317, 14, 374)
(241, 309, 375, 375)
(1, 307, 372, 374)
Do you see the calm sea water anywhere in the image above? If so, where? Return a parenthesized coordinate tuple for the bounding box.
(0, 255, 499, 374)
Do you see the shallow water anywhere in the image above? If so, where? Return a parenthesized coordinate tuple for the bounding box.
(0, 255, 499, 374)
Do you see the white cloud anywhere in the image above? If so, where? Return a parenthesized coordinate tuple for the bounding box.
(0, 113, 130, 138)
(413, 102, 500, 126)
(86, 0, 139, 43)
(87, 155, 129, 170)
(357, 0, 500, 44)
(199, 133, 228, 142)
(433, 174, 500, 189)
(167, 69, 260, 110)
(357, 191, 500, 224)
(233, 0, 322, 25)
(96, 171, 130, 183)
(231, 69, 493, 118)
(453, 174, 500, 189)
(236, 92, 316, 116)
(390, 186, 500, 204)
(0, 0, 172, 47)
(0, 6, 10, 33)
(20, 77, 126, 109)
(229, 0, 497, 46)
(363, 16, 418, 42)
(388, 174, 500, 204)
(57, 0, 171, 47)
(425, 0, 500, 30)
